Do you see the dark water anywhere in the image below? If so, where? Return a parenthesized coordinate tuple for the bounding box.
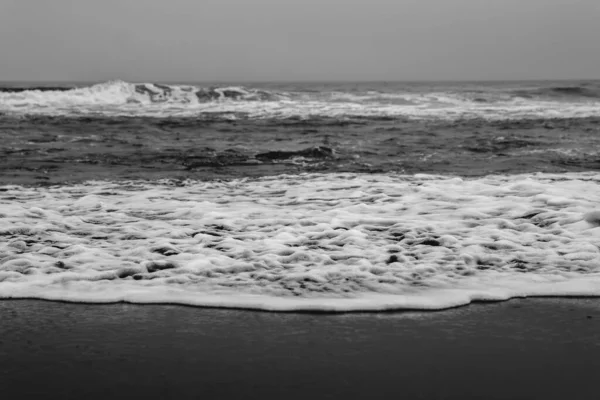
(1, 80, 600, 185)
(1, 299, 599, 400)
(2, 116, 600, 185)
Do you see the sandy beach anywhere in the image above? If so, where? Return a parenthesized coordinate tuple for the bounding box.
(1, 298, 599, 400)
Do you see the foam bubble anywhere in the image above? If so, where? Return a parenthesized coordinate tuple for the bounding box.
(1, 173, 600, 311)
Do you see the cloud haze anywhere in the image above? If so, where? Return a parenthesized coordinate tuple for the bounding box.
(1, 0, 599, 81)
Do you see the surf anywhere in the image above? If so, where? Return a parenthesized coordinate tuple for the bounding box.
(1, 80, 600, 120)
(2, 172, 600, 312)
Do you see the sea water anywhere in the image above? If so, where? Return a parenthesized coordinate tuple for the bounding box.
(1, 80, 600, 311)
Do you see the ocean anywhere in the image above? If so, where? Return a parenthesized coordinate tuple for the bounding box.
(1, 80, 600, 312)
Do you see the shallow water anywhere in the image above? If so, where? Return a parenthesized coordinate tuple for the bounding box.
(2, 173, 600, 311)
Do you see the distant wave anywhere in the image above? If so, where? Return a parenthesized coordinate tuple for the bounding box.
(0, 81, 284, 105)
(511, 84, 600, 100)
(1, 80, 600, 120)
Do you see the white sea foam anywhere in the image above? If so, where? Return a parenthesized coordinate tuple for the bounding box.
(1, 173, 600, 311)
(1, 81, 599, 120)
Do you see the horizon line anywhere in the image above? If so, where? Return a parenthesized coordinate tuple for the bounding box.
(0, 78, 598, 84)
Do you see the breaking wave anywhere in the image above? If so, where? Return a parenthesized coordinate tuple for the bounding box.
(0, 81, 283, 107)
(1, 80, 600, 120)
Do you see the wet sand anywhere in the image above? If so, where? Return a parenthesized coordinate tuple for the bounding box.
(1, 298, 599, 400)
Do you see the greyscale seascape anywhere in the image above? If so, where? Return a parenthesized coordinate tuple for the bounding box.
(2, 1, 600, 399)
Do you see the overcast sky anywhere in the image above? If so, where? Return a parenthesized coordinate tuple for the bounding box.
(1, 0, 599, 82)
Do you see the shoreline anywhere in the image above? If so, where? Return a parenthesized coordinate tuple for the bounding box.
(2, 293, 600, 314)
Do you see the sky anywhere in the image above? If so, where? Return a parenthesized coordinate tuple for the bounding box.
(1, 0, 599, 82)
